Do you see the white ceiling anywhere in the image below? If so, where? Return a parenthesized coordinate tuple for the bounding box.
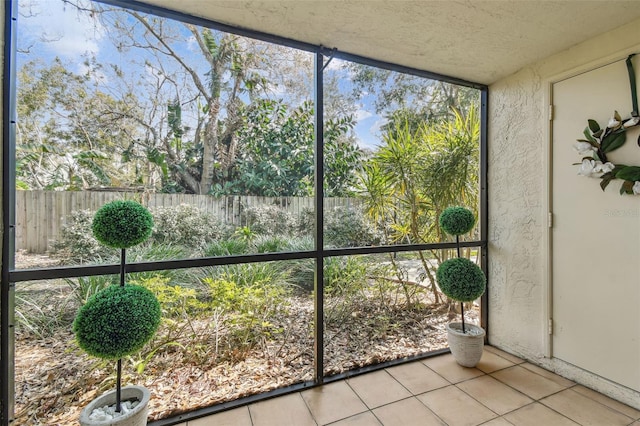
(140, 1, 640, 85)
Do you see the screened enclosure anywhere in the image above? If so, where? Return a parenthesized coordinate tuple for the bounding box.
(1, 0, 488, 424)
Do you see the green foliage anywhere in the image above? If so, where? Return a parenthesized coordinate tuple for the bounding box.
(205, 239, 248, 256)
(255, 235, 291, 253)
(151, 204, 226, 249)
(225, 99, 362, 197)
(135, 276, 202, 317)
(92, 200, 153, 249)
(436, 257, 486, 302)
(50, 209, 111, 263)
(241, 205, 298, 236)
(324, 207, 382, 248)
(234, 226, 256, 243)
(65, 275, 118, 305)
(615, 166, 640, 182)
(324, 256, 368, 296)
(16, 59, 133, 191)
(576, 111, 640, 195)
(439, 206, 476, 237)
(359, 106, 481, 304)
(53, 204, 224, 263)
(346, 63, 479, 121)
(214, 262, 291, 289)
(203, 277, 289, 355)
(73, 284, 161, 359)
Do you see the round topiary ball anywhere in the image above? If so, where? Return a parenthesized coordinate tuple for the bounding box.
(92, 200, 153, 249)
(439, 206, 476, 237)
(73, 284, 161, 360)
(436, 257, 486, 302)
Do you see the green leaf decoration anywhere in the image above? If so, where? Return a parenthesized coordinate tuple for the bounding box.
(615, 166, 640, 182)
(620, 180, 634, 195)
(599, 172, 615, 191)
(574, 111, 638, 196)
(583, 127, 596, 143)
(601, 130, 626, 153)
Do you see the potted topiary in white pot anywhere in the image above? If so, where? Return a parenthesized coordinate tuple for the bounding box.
(436, 206, 487, 368)
(73, 200, 161, 426)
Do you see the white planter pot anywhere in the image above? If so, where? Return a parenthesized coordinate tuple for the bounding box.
(446, 322, 485, 368)
(79, 385, 150, 426)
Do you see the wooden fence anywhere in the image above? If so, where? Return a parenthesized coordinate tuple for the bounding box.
(15, 190, 361, 254)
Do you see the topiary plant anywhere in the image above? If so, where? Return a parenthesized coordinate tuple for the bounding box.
(439, 206, 476, 237)
(436, 206, 485, 334)
(436, 257, 486, 303)
(74, 200, 159, 416)
(92, 200, 154, 249)
(73, 285, 161, 359)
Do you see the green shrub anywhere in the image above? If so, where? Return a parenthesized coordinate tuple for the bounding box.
(214, 262, 291, 289)
(203, 277, 289, 356)
(73, 284, 161, 359)
(241, 205, 297, 236)
(296, 208, 315, 237)
(50, 210, 111, 263)
(292, 255, 368, 294)
(92, 200, 153, 249)
(324, 256, 368, 296)
(298, 206, 378, 247)
(135, 276, 203, 317)
(439, 206, 476, 236)
(324, 206, 382, 248)
(435, 257, 486, 302)
(151, 204, 226, 249)
(65, 275, 118, 305)
(255, 235, 290, 253)
(205, 239, 248, 257)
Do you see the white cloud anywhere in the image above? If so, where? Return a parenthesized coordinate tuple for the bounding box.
(368, 117, 386, 137)
(19, 0, 104, 57)
(354, 108, 373, 122)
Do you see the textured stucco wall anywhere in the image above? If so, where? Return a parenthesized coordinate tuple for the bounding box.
(488, 16, 640, 408)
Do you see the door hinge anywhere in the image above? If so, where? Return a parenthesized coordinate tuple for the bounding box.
(548, 318, 553, 335)
(548, 212, 553, 228)
(549, 104, 554, 121)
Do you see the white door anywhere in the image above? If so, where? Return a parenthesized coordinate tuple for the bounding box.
(552, 58, 640, 392)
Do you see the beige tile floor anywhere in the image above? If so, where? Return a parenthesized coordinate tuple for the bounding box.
(175, 346, 640, 426)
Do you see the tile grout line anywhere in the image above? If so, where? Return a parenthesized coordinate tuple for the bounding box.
(295, 391, 319, 426)
(507, 401, 582, 426)
(538, 387, 637, 424)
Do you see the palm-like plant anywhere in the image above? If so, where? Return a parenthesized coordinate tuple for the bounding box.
(359, 106, 481, 303)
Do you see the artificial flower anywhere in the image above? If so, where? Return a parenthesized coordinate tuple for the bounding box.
(593, 161, 614, 174)
(633, 181, 640, 195)
(607, 117, 621, 128)
(573, 141, 594, 156)
(578, 159, 595, 176)
(623, 116, 640, 128)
